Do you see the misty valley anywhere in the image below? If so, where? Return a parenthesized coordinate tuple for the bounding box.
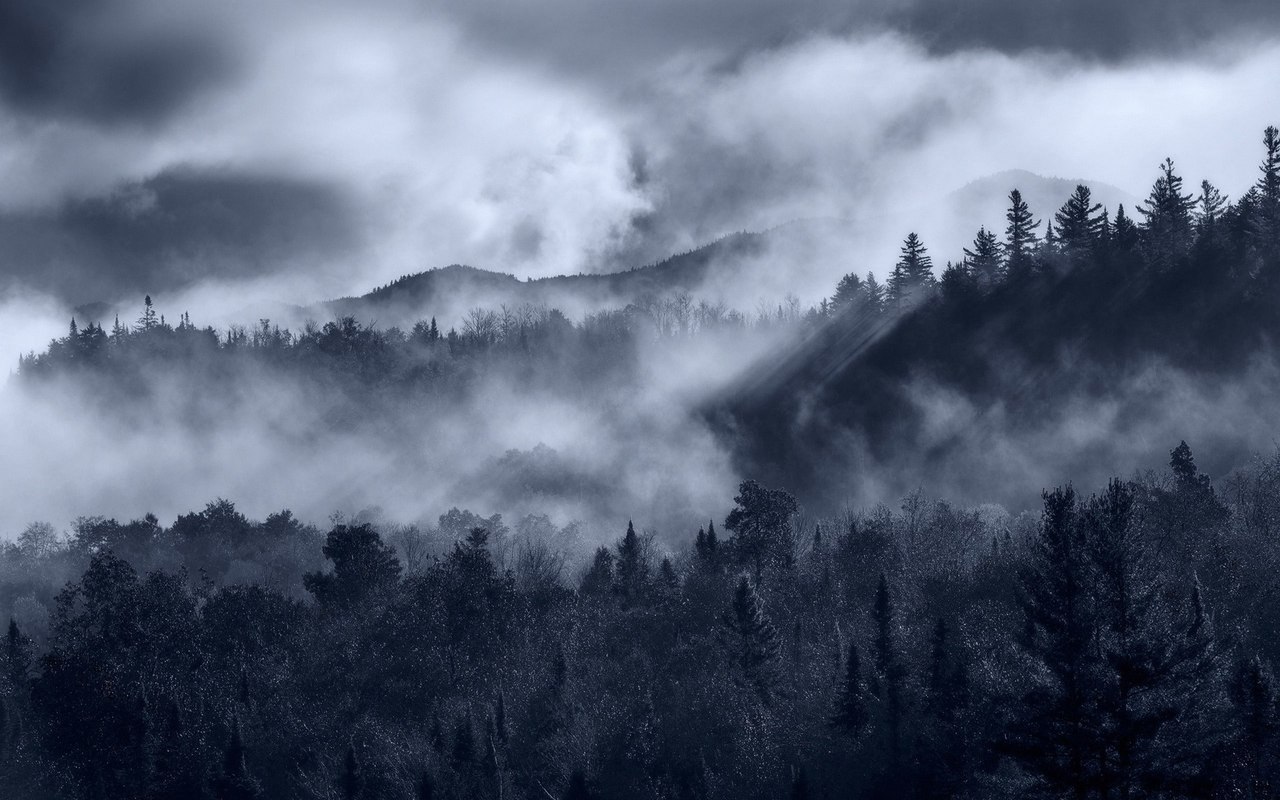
(1, 125, 1280, 800)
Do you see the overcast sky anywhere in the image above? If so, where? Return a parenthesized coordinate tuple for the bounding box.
(3, 0, 1280, 314)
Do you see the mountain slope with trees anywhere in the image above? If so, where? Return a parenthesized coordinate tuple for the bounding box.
(721, 127, 1280, 510)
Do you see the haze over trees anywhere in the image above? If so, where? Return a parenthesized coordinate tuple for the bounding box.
(0, 441, 1276, 798)
(3, 128, 1280, 798)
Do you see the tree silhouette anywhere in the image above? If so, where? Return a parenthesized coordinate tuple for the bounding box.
(724, 480, 799, 580)
(721, 576, 782, 703)
(830, 641, 868, 733)
(1004, 188, 1041, 279)
(888, 232, 935, 309)
(963, 226, 1003, 288)
(303, 524, 401, 608)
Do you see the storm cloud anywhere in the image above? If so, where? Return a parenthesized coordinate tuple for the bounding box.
(1, 0, 1280, 323)
(0, 0, 231, 125)
(0, 168, 358, 305)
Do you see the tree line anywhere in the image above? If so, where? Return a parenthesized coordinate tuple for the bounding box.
(0, 441, 1277, 798)
(822, 126, 1280, 321)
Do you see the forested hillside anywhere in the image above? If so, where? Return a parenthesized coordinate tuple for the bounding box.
(0, 443, 1277, 798)
(5, 129, 1280, 799)
(727, 131, 1280, 508)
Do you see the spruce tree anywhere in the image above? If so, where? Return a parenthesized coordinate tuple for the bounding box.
(4, 620, 31, 691)
(721, 577, 782, 703)
(1113, 203, 1141, 255)
(695, 521, 720, 573)
(830, 642, 869, 733)
(1004, 189, 1041, 279)
(1006, 486, 1101, 796)
(871, 574, 905, 763)
(1139, 158, 1196, 269)
(831, 272, 865, 312)
(1053, 184, 1105, 262)
(888, 232, 935, 310)
(963, 226, 1003, 288)
(580, 547, 615, 597)
(920, 618, 971, 799)
(1198, 180, 1230, 230)
(614, 521, 649, 604)
(1257, 125, 1280, 256)
(136, 295, 159, 332)
(863, 272, 885, 314)
(940, 261, 977, 302)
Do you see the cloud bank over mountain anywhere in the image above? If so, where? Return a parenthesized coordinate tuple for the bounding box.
(1, 0, 1279, 317)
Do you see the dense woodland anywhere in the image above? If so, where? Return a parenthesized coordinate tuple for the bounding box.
(4, 129, 1280, 797)
(0, 443, 1277, 799)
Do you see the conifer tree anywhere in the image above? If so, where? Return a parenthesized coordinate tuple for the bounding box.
(1199, 180, 1230, 230)
(1004, 189, 1041, 279)
(940, 261, 977, 302)
(1053, 184, 1105, 262)
(831, 272, 865, 312)
(1006, 486, 1100, 796)
(721, 577, 782, 703)
(1113, 203, 1141, 255)
(614, 521, 649, 604)
(1139, 158, 1196, 269)
(136, 295, 159, 333)
(4, 620, 31, 692)
(695, 521, 720, 573)
(830, 641, 869, 733)
(659, 558, 678, 593)
(888, 232, 935, 310)
(863, 272, 885, 314)
(963, 226, 1003, 288)
(580, 547, 614, 597)
(919, 617, 971, 799)
(870, 574, 905, 762)
(1257, 125, 1280, 255)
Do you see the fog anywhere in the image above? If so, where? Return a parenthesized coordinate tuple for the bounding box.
(3, 1, 1280, 309)
(0, 299, 803, 540)
(4, 0, 1280, 540)
(811, 356, 1280, 513)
